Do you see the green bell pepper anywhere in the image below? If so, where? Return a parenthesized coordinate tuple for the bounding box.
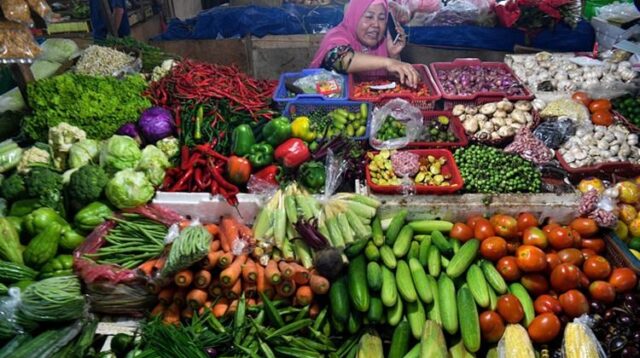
(231, 124, 256, 157)
(40, 254, 74, 279)
(262, 117, 292, 147)
(8, 199, 41, 217)
(248, 143, 274, 168)
(299, 161, 326, 192)
(74, 201, 114, 232)
(23, 207, 68, 236)
(60, 227, 85, 251)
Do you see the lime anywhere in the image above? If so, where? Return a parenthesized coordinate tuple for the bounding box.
(628, 237, 640, 251)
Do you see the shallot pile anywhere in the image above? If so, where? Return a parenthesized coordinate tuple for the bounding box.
(435, 65, 528, 96)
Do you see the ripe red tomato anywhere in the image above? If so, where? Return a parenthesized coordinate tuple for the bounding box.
(550, 264, 581, 292)
(579, 270, 591, 288)
(609, 268, 638, 293)
(591, 110, 615, 126)
(490, 214, 518, 239)
(583, 256, 612, 281)
(497, 294, 525, 323)
(466, 215, 485, 230)
(450, 222, 474, 242)
(581, 248, 597, 261)
(474, 218, 496, 240)
(558, 248, 584, 267)
(528, 313, 561, 343)
(545, 253, 562, 274)
(559, 290, 589, 318)
(506, 241, 520, 255)
(548, 227, 574, 250)
(521, 274, 549, 296)
(534, 295, 562, 315)
(581, 238, 605, 254)
(479, 311, 505, 343)
(497, 256, 522, 281)
(572, 91, 592, 106)
(522, 227, 548, 249)
(516, 245, 547, 273)
(588, 99, 612, 113)
(517, 212, 539, 233)
(570, 218, 599, 237)
(589, 281, 616, 304)
(570, 229, 582, 248)
(480, 236, 508, 261)
(543, 223, 560, 236)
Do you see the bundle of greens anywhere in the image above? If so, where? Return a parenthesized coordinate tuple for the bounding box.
(162, 225, 212, 276)
(102, 36, 179, 73)
(17, 276, 85, 323)
(24, 73, 151, 142)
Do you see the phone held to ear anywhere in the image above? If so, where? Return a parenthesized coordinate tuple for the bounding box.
(387, 12, 400, 44)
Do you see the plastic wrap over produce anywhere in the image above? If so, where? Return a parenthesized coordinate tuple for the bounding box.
(410, 0, 496, 27)
(369, 98, 422, 150)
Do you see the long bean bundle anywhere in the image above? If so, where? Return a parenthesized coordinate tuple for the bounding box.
(162, 225, 212, 276)
(17, 276, 85, 323)
(86, 214, 167, 269)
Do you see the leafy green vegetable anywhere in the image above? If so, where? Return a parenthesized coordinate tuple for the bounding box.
(1, 173, 26, 201)
(38, 39, 79, 63)
(68, 164, 109, 206)
(24, 74, 151, 142)
(25, 167, 65, 213)
(100, 135, 142, 174)
(105, 169, 154, 209)
(68, 139, 99, 168)
(137, 145, 170, 186)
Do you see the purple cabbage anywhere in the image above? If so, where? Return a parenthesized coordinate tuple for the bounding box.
(116, 123, 143, 145)
(138, 107, 175, 143)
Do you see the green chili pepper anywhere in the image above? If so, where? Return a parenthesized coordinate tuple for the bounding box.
(262, 117, 292, 147)
(195, 105, 204, 141)
(248, 143, 274, 168)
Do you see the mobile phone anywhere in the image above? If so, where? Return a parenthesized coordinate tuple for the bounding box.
(387, 11, 400, 44)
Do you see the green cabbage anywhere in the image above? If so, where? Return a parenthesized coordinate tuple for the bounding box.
(39, 39, 80, 63)
(105, 169, 154, 209)
(68, 139, 99, 169)
(137, 145, 170, 187)
(100, 135, 141, 174)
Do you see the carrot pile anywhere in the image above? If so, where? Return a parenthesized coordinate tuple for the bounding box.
(148, 216, 331, 324)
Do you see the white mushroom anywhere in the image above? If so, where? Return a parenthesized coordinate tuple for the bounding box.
(493, 110, 508, 119)
(473, 114, 488, 122)
(532, 99, 546, 112)
(482, 122, 494, 131)
(452, 104, 465, 117)
(515, 101, 532, 112)
(523, 112, 533, 124)
(462, 118, 479, 134)
(511, 109, 527, 124)
(480, 103, 498, 115)
(597, 140, 609, 150)
(497, 126, 515, 137)
(496, 100, 513, 112)
(628, 134, 638, 146)
(564, 152, 575, 163)
(505, 117, 514, 126)
(490, 132, 501, 140)
(492, 117, 506, 127)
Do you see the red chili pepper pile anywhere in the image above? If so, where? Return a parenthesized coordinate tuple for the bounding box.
(353, 80, 430, 99)
(144, 60, 277, 123)
(161, 143, 240, 206)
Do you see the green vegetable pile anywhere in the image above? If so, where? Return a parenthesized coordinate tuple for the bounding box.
(24, 73, 151, 142)
(454, 145, 541, 193)
(376, 115, 406, 141)
(102, 36, 179, 73)
(613, 95, 640, 128)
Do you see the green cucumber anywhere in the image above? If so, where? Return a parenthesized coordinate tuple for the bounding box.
(393, 225, 413, 258)
(372, 216, 384, 247)
(381, 266, 398, 307)
(388, 320, 411, 358)
(365, 242, 380, 262)
(347, 255, 370, 312)
(386, 297, 403, 326)
(409, 220, 453, 234)
(426, 275, 442, 326)
(396, 260, 418, 303)
(510, 283, 535, 327)
(427, 246, 441, 277)
(347, 311, 362, 334)
(380, 245, 397, 269)
(406, 299, 426, 339)
(367, 262, 383, 292)
(466, 264, 490, 308)
(430, 230, 453, 255)
(481, 260, 508, 294)
(446, 239, 479, 278)
(367, 296, 384, 324)
(457, 284, 481, 353)
(386, 209, 408, 246)
(344, 239, 369, 258)
(418, 236, 431, 266)
(407, 241, 420, 261)
(438, 274, 458, 335)
(329, 276, 349, 324)
(409, 258, 433, 304)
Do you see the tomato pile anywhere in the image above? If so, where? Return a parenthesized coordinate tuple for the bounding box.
(352, 80, 430, 99)
(450, 213, 638, 346)
(572, 92, 614, 126)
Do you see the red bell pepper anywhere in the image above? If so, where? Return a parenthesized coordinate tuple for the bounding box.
(253, 165, 280, 185)
(274, 138, 311, 168)
(226, 155, 252, 185)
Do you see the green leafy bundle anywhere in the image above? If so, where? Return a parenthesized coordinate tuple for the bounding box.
(24, 73, 151, 141)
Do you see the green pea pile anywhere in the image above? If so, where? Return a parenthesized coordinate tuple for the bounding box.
(454, 145, 541, 193)
(376, 115, 406, 141)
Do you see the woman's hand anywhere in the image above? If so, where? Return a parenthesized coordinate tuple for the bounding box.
(385, 58, 419, 88)
(386, 25, 407, 58)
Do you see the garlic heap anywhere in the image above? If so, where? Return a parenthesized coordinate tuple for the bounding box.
(506, 52, 638, 92)
(454, 99, 537, 141)
(558, 120, 640, 168)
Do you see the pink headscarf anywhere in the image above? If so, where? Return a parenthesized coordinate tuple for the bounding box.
(310, 0, 389, 76)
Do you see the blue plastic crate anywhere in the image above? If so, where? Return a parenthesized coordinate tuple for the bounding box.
(273, 69, 349, 110)
(283, 99, 371, 141)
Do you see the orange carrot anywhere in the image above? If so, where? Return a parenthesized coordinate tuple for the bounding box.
(217, 252, 234, 269)
(227, 299, 239, 314)
(238, 223, 253, 241)
(242, 259, 258, 283)
(179, 220, 191, 230)
(163, 303, 180, 325)
(290, 263, 310, 285)
(226, 278, 242, 300)
(194, 270, 212, 289)
(205, 223, 220, 236)
(256, 264, 272, 297)
(247, 298, 257, 307)
(204, 250, 224, 269)
(182, 307, 194, 319)
(208, 277, 222, 297)
(309, 302, 321, 319)
(154, 256, 167, 272)
(265, 260, 282, 285)
(278, 261, 294, 279)
(220, 217, 240, 253)
(175, 269, 193, 287)
(138, 259, 157, 276)
(212, 298, 229, 318)
(294, 285, 314, 306)
(146, 277, 170, 295)
(173, 289, 187, 308)
(220, 255, 247, 287)
(309, 274, 330, 295)
(150, 303, 165, 317)
(276, 279, 296, 297)
(158, 287, 175, 306)
(186, 289, 208, 309)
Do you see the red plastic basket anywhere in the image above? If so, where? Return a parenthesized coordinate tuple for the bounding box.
(429, 58, 533, 110)
(365, 149, 463, 194)
(604, 231, 640, 275)
(408, 111, 468, 149)
(348, 64, 441, 110)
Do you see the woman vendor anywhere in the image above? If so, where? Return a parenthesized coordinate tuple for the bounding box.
(310, 0, 420, 87)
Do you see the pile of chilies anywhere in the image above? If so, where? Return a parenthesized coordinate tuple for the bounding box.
(162, 143, 240, 206)
(144, 60, 277, 124)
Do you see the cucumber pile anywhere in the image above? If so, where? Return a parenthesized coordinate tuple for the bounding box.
(328, 209, 532, 356)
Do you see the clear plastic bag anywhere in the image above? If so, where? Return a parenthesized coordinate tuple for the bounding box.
(595, 2, 639, 22)
(563, 315, 607, 358)
(25, 0, 53, 21)
(0, 288, 24, 339)
(540, 99, 590, 121)
(0, 0, 33, 26)
(369, 98, 422, 150)
(0, 21, 41, 62)
(322, 149, 347, 201)
(415, 0, 495, 27)
(533, 117, 576, 149)
(293, 69, 344, 98)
